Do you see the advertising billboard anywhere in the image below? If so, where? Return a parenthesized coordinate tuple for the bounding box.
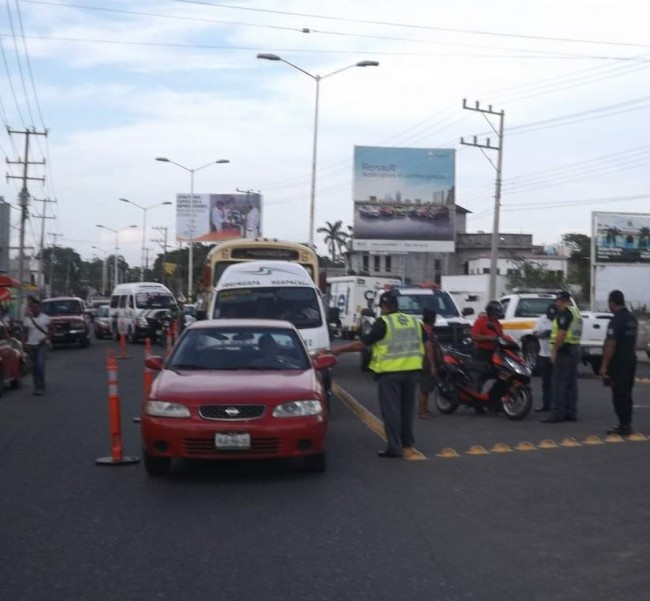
(176, 193, 262, 243)
(592, 212, 650, 264)
(352, 146, 455, 253)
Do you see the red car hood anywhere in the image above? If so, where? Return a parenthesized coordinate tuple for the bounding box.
(151, 369, 321, 404)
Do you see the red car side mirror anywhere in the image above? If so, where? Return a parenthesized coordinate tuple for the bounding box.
(312, 353, 337, 370)
(145, 356, 164, 371)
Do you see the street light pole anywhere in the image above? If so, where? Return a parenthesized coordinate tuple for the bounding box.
(155, 157, 230, 301)
(96, 224, 137, 289)
(119, 198, 172, 282)
(91, 246, 109, 296)
(257, 54, 379, 248)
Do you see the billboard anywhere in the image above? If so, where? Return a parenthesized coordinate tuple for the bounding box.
(176, 193, 262, 243)
(352, 146, 455, 252)
(592, 212, 650, 264)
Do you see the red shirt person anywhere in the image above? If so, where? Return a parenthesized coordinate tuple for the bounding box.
(471, 300, 505, 354)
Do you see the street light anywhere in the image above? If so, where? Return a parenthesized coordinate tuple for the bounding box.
(119, 198, 172, 282)
(257, 53, 379, 248)
(91, 246, 109, 296)
(96, 224, 137, 289)
(155, 157, 230, 301)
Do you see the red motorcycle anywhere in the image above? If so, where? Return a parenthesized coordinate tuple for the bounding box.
(434, 334, 533, 420)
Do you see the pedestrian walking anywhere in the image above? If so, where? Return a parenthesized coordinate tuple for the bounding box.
(22, 297, 52, 395)
(332, 291, 436, 459)
(418, 308, 437, 419)
(533, 303, 556, 412)
(599, 290, 638, 436)
(542, 290, 583, 423)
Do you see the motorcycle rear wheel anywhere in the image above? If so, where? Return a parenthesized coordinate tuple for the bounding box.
(433, 385, 459, 414)
(501, 387, 532, 420)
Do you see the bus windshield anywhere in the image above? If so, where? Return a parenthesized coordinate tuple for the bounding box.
(215, 287, 322, 329)
(135, 293, 176, 310)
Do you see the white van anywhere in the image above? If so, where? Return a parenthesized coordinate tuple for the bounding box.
(207, 261, 330, 354)
(109, 282, 177, 342)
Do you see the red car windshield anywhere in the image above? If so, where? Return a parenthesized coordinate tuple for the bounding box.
(168, 327, 310, 371)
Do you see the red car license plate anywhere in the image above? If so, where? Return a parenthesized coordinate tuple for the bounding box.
(215, 432, 251, 449)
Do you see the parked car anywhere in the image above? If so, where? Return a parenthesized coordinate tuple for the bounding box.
(41, 297, 91, 348)
(87, 297, 110, 321)
(93, 305, 112, 339)
(0, 320, 24, 393)
(140, 319, 336, 476)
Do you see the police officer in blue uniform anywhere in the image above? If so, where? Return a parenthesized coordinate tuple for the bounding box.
(599, 290, 638, 436)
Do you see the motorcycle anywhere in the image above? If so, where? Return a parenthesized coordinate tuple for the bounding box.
(147, 309, 173, 347)
(433, 333, 533, 420)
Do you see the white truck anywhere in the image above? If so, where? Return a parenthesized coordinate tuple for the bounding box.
(498, 292, 612, 374)
(359, 286, 473, 370)
(326, 276, 401, 339)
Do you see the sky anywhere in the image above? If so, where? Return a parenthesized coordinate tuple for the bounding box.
(1, 0, 650, 268)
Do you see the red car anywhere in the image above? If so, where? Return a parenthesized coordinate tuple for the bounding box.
(140, 319, 336, 476)
(0, 321, 24, 393)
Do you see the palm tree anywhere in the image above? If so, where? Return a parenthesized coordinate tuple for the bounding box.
(317, 220, 349, 264)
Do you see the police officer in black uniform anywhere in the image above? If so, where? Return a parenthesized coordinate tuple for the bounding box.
(599, 289, 638, 436)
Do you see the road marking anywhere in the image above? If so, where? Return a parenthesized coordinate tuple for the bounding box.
(333, 383, 650, 460)
(332, 382, 427, 460)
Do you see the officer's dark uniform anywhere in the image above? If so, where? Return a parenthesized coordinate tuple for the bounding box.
(361, 311, 427, 457)
(606, 307, 638, 433)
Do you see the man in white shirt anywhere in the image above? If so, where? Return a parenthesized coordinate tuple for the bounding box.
(533, 303, 556, 412)
(22, 297, 52, 395)
(245, 203, 260, 238)
(211, 200, 225, 233)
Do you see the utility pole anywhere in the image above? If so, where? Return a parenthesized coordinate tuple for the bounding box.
(152, 226, 168, 285)
(32, 197, 56, 297)
(460, 100, 505, 300)
(6, 127, 48, 318)
(48, 232, 62, 297)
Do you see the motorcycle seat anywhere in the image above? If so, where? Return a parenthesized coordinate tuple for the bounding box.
(463, 358, 493, 374)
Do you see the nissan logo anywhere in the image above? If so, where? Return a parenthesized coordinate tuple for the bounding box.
(225, 407, 240, 416)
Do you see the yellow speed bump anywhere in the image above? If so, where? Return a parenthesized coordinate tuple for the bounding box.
(514, 441, 537, 452)
(490, 443, 513, 453)
(560, 437, 581, 447)
(437, 448, 460, 458)
(604, 434, 625, 443)
(466, 445, 490, 456)
(627, 432, 647, 441)
(538, 439, 559, 449)
(583, 435, 604, 445)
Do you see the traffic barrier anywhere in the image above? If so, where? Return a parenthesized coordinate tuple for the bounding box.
(118, 332, 131, 360)
(165, 324, 173, 357)
(96, 349, 139, 466)
(143, 337, 153, 404)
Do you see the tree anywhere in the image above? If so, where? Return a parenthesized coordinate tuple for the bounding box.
(506, 258, 567, 291)
(562, 233, 591, 305)
(316, 220, 349, 264)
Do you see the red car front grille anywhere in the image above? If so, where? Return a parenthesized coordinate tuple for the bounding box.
(183, 437, 281, 455)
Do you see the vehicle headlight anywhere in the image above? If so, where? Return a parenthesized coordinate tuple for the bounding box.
(272, 400, 322, 418)
(145, 400, 191, 418)
(137, 318, 149, 327)
(505, 356, 526, 375)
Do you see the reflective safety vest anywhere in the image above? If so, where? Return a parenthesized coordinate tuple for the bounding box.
(369, 312, 425, 374)
(550, 305, 583, 346)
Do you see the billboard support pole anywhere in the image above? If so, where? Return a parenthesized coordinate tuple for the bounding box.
(460, 101, 505, 300)
(590, 212, 596, 311)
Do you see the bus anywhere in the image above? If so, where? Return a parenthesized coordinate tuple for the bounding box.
(201, 238, 320, 291)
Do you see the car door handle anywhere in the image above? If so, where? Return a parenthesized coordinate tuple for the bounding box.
(593, 324, 600, 329)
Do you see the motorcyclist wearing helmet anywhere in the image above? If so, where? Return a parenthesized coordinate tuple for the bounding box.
(471, 300, 505, 361)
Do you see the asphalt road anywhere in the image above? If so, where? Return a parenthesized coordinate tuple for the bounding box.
(1, 337, 649, 601)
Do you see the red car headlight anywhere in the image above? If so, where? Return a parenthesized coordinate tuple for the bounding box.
(272, 400, 322, 418)
(145, 400, 191, 418)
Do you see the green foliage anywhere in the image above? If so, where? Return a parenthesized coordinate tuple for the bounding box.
(506, 257, 568, 291)
(316, 220, 349, 265)
(562, 232, 591, 305)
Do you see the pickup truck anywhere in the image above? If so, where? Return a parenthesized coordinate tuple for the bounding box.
(359, 286, 472, 370)
(498, 293, 611, 374)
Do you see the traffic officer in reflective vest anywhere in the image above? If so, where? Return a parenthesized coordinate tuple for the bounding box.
(541, 290, 583, 423)
(333, 290, 436, 459)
